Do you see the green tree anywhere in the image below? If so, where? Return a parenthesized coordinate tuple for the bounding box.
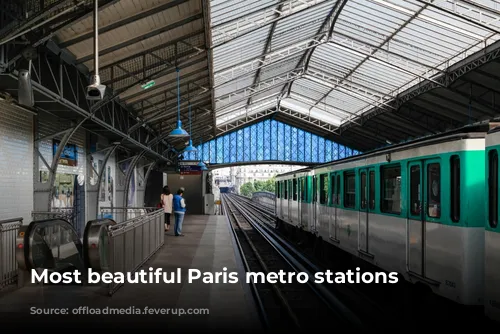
(239, 182, 255, 197)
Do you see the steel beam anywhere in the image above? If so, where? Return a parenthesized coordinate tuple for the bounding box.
(6, 48, 170, 161)
(48, 118, 88, 211)
(95, 144, 118, 216)
(123, 152, 146, 208)
(59, 0, 191, 48)
(75, 13, 203, 64)
(211, 0, 329, 48)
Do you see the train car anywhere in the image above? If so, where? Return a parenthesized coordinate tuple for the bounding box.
(275, 125, 489, 308)
(485, 126, 500, 320)
(276, 167, 313, 230)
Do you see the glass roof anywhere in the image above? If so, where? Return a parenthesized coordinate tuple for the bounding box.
(208, 0, 500, 129)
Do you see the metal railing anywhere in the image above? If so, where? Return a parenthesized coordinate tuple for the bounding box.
(99, 207, 157, 224)
(32, 208, 75, 225)
(0, 217, 22, 290)
(252, 191, 276, 213)
(106, 209, 164, 295)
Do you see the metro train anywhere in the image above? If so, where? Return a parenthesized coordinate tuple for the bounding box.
(274, 123, 500, 321)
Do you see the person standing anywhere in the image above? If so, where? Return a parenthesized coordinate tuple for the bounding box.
(173, 188, 186, 236)
(161, 186, 173, 231)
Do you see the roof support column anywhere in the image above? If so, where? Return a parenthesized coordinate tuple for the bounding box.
(123, 152, 146, 209)
(94, 144, 118, 220)
(46, 117, 88, 213)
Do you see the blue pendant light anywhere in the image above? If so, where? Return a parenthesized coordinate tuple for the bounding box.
(169, 68, 189, 137)
(184, 104, 197, 152)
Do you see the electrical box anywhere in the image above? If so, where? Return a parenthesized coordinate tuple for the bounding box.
(204, 193, 214, 215)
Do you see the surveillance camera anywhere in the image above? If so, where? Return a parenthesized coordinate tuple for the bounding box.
(86, 75, 106, 100)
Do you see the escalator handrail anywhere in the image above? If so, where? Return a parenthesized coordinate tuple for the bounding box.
(83, 218, 116, 271)
(16, 218, 83, 271)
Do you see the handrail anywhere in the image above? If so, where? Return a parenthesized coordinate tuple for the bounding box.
(16, 218, 84, 273)
(99, 206, 157, 223)
(0, 217, 23, 290)
(105, 209, 164, 295)
(83, 218, 116, 272)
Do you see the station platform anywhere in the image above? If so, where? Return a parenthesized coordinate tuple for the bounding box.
(0, 215, 262, 332)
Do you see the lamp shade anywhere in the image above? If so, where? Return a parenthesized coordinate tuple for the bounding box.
(184, 139, 197, 152)
(169, 120, 189, 137)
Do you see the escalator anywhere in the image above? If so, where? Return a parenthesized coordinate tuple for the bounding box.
(16, 218, 116, 284)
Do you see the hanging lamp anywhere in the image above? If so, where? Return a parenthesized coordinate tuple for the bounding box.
(168, 68, 189, 137)
(183, 104, 197, 152)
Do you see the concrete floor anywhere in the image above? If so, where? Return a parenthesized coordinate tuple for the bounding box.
(0, 215, 263, 331)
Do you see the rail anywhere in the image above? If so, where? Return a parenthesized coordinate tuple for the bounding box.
(0, 217, 23, 290)
(223, 194, 364, 330)
(32, 209, 74, 225)
(99, 206, 157, 223)
(106, 209, 164, 295)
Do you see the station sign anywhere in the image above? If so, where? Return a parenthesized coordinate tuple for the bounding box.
(179, 161, 202, 175)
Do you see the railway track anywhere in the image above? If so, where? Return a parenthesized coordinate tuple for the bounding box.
(222, 193, 374, 332)
(228, 194, 496, 330)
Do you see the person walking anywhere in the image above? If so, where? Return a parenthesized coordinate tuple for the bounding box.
(173, 188, 186, 236)
(161, 186, 173, 231)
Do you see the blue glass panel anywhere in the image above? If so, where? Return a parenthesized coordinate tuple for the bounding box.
(277, 122, 284, 161)
(311, 135, 318, 162)
(325, 140, 332, 162)
(305, 132, 311, 162)
(318, 137, 325, 163)
(271, 120, 278, 160)
(291, 127, 297, 162)
(338, 144, 345, 159)
(216, 137, 223, 163)
(209, 140, 216, 163)
(284, 124, 291, 161)
(263, 119, 271, 160)
(194, 119, 358, 165)
(236, 129, 244, 162)
(243, 127, 251, 161)
(297, 129, 304, 163)
(229, 132, 236, 163)
(257, 122, 264, 161)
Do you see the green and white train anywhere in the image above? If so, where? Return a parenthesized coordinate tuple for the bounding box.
(275, 124, 500, 321)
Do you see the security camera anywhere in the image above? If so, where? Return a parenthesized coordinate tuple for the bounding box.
(86, 75, 106, 100)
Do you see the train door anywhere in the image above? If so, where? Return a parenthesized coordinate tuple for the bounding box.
(330, 172, 340, 242)
(288, 180, 292, 222)
(359, 168, 375, 254)
(407, 159, 440, 277)
(279, 181, 283, 218)
(312, 175, 318, 232)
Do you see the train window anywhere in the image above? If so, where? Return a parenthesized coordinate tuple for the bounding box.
(293, 179, 297, 201)
(369, 171, 375, 210)
(410, 165, 421, 216)
(381, 166, 401, 214)
(336, 174, 341, 205)
(284, 181, 288, 199)
(489, 150, 498, 228)
(276, 181, 280, 198)
(320, 174, 328, 204)
(427, 163, 441, 219)
(344, 172, 355, 208)
(450, 156, 460, 222)
(360, 172, 367, 210)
